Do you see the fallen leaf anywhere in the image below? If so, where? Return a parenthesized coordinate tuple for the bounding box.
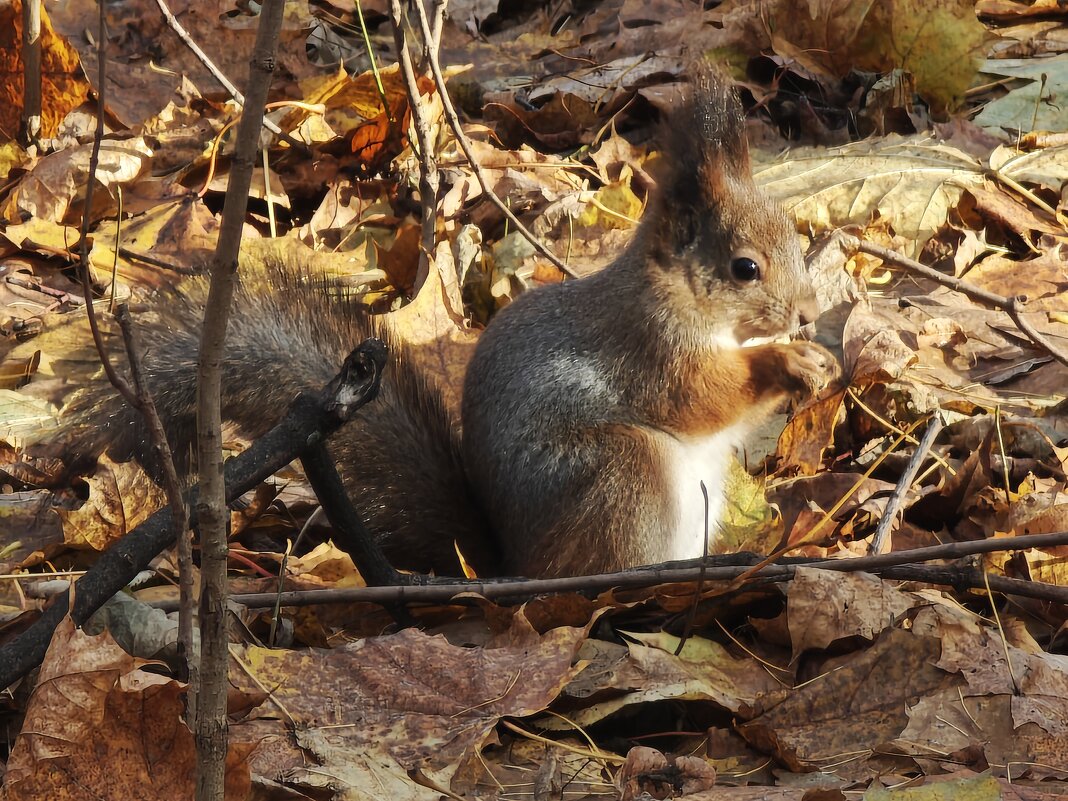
(787, 567, 918, 658)
(4, 615, 252, 800)
(755, 137, 986, 254)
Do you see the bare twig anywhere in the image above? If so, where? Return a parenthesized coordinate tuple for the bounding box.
(76, 0, 197, 706)
(429, 0, 448, 51)
(407, 0, 578, 278)
(855, 238, 1068, 368)
(151, 0, 311, 156)
(142, 529, 1068, 610)
(20, 0, 42, 147)
(868, 411, 945, 555)
(117, 246, 199, 274)
(77, 2, 137, 409)
(193, 0, 286, 795)
(388, 0, 439, 288)
(115, 306, 195, 688)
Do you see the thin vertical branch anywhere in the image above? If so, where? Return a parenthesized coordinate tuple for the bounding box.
(78, 0, 197, 700)
(115, 306, 194, 688)
(193, 0, 286, 797)
(868, 412, 944, 555)
(429, 0, 447, 51)
(388, 0, 438, 289)
(407, 0, 577, 278)
(20, 0, 42, 147)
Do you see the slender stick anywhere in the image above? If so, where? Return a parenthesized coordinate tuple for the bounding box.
(115, 306, 195, 690)
(140, 531, 1068, 610)
(407, 0, 578, 278)
(429, 0, 448, 51)
(855, 238, 1068, 368)
(78, 1, 137, 408)
(388, 0, 438, 288)
(192, 0, 286, 795)
(868, 411, 945, 555)
(20, 0, 42, 147)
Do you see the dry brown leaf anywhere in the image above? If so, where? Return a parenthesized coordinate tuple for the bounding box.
(841, 300, 918, 386)
(755, 137, 985, 255)
(49, 0, 315, 127)
(544, 630, 782, 730)
(857, 0, 990, 112)
(228, 616, 589, 798)
(618, 746, 717, 800)
(58, 454, 164, 551)
(4, 616, 252, 800)
(962, 251, 1068, 312)
(962, 185, 1063, 239)
(775, 389, 846, 477)
(769, 0, 988, 110)
(902, 604, 1068, 778)
(976, 0, 1064, 16)
(278, 541, 365, 588)
(767, 0, 884, 80)
(989, 140, 1068, 190)
(786, 568, 918, 658)
(386, 241, 479, 412)
(87, 194, 223, 287)
(378, 222, 422, 293)
(1, 137, 153, 225)
(976, 57, 1068, 133)
(738, 628, 956, 777)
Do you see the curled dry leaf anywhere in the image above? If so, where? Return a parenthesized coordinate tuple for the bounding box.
(786, 567, 918, 658)
(617, 745, 717, 801)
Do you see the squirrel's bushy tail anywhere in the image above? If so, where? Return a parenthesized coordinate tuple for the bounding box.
(61, 268, 497, 575)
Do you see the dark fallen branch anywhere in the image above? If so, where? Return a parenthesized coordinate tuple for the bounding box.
(300, 441, 404, 587)
(139, 530, 1068, 611)
(0, 339, 387, 691)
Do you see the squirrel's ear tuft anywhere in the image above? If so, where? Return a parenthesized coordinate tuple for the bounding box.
(660, 63, 752, 207)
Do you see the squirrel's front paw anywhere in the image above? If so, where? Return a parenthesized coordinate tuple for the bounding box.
(774, 341, 841, 401)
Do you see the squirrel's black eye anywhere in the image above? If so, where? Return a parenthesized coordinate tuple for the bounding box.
(730, 257, 760, 282)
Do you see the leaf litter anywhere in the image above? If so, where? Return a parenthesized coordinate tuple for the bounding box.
(0, 0, 1067, 798)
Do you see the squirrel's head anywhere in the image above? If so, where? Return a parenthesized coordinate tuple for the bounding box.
(643, 66, 817, 347)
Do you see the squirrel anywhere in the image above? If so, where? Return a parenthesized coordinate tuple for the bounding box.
(58, 66, 838, 579)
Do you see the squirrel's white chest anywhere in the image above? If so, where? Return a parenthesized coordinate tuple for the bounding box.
(663, 427, 747, 562)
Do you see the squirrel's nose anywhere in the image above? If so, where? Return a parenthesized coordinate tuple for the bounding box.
(797, 293, 819, 327)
